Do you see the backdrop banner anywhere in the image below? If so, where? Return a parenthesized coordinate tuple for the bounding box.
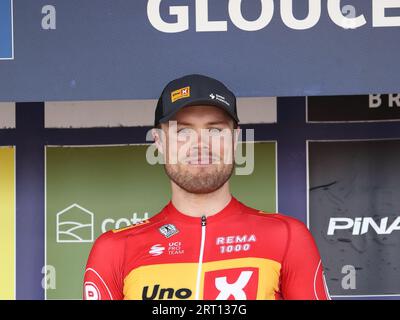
(0, 146, 15, 300)
(0, 0, 13, 60)
(1, 1, 400, 101)
(45, 142, 276, 299)
(309, 139, 400, 298)
(307, 94, 400, 122)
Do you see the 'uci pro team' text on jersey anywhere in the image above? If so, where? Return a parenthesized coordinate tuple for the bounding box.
(83, 197, 330, 300)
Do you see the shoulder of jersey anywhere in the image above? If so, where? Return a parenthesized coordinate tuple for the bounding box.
(108, 212, 166, 237)
(242, 203, 306, 228)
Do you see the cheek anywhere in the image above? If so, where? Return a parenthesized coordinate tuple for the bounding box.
(210, 137, 234, 155)
(164, 135, 181, 152)
(177, 140, 195, 158)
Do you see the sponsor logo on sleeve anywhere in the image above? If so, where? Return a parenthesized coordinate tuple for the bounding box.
(84, 282, 101, 300)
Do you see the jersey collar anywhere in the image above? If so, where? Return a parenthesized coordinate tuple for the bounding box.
(165, 195, 243, 224)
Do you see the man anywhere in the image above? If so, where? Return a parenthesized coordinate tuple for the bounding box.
(83, 74, 330, 300)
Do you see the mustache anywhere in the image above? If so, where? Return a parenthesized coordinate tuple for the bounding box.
(180, 154, 221, 164)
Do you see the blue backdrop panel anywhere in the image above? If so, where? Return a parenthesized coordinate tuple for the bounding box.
(15, 103, 45, 300)
(1, 1, 400, 101)
(0, 0, 13, 59)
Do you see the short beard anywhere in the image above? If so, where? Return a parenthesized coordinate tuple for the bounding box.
(164, 163, 234, 194)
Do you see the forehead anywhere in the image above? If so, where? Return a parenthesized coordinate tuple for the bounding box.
(172, 105, 232, 124)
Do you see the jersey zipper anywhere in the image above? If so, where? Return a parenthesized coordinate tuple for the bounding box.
(195, 215, 207, 300)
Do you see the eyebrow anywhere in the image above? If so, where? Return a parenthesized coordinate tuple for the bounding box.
(177, 121, 230, 126)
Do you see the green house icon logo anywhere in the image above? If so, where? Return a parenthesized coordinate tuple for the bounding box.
(56, 204, 94, 243)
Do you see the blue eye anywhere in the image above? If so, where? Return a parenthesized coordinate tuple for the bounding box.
(177, 128, 191, 134)
(208, 128, 222, 135)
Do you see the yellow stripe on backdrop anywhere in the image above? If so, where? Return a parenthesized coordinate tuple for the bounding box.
(0, 147, 15, 300)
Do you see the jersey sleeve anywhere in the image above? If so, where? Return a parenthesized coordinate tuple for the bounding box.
(83, 231, 125, 300)
(280, 217, 331, 300)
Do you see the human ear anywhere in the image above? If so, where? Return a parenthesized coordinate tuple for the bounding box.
(152, 127, 165, 155)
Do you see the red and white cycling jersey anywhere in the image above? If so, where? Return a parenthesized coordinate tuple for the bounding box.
(83, 196, 330, 300)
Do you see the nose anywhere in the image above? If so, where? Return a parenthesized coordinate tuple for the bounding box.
(188, 129, 210, 160)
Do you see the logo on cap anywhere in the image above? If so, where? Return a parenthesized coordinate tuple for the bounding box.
(159, 224, 179, 238)
(209, 93, 230, 106)
(171, 86, 190, 103)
